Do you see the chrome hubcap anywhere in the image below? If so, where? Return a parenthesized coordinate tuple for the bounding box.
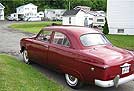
(65, 74, 78, 86)
(69, 75, 76, 81)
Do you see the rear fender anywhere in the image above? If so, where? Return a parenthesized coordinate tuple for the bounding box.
(59, 65, 84, 81)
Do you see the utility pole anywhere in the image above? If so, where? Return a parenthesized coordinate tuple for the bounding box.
(69, 0, 71, 10)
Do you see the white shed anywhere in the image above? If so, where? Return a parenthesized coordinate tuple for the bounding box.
(62, 6, 105, 27)
(62, 9, 94, 27)
(0, 3, 5, 20)
(107, 0, 134, 35)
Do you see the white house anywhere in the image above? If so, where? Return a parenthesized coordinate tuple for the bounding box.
(16, 3, 38, 21)
(9, 3, 44, 21)
(107, 0, 134, 35)
(62, 6, 105, 27)
(0, 3, 5, 20)
(44, 9, 66, 20)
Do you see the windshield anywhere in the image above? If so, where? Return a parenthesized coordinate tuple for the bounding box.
(80, 34, 111, 46)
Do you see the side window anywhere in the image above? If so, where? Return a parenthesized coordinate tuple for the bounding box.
(37, 30, 52, 42)
(53, 32, 70, 47)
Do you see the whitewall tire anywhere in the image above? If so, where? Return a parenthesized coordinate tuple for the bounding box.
(65, 74, 83, 89)
(23, 50, 30, 64)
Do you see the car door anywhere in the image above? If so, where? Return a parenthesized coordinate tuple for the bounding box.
(47, 31, 73, 70)
(27, 30, 53, 64)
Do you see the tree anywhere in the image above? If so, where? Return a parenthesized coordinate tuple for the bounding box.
(103, 18, 109, 35)
(0, 0, 107, 16)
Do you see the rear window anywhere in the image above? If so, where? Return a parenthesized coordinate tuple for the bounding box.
(80, 34, 110, 46)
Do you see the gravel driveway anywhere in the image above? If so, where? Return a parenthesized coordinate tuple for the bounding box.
(0, 21, 134, 91)
(0, 21, 33, 57)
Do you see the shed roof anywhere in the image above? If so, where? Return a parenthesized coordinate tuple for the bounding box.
(62, 6, 105, 17)
(62, 9, 80, 16)
(0, 3, 5, 9)
(63, 6, 91, 16)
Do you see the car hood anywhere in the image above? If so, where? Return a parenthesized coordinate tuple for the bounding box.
(81, 45, 134, 66)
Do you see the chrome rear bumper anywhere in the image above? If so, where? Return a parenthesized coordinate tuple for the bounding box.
(95, 74, 134, 87)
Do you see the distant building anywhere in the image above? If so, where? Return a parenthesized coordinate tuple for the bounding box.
(9, 3, 44, 21)
(16, 3, 39, 21)
(62, 6, 105, 27)
(44, 9, 66, 21)
(0, 3, 5, 20)
(107, 0, 134, 35)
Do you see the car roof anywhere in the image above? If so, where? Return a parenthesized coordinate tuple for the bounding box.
(42, 26, 103, 49)
(43, 26, 102, 36)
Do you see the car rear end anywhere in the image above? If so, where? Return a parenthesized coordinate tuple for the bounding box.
(94, 58, 134, 87)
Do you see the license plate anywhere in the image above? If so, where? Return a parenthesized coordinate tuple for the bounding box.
(122, 66, 130, 74)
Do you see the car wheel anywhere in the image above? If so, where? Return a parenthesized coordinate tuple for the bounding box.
(65, 74, 83, 89)
(23, 50, 30, 64)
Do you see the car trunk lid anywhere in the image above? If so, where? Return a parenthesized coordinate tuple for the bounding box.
(82, 45, 133, 66)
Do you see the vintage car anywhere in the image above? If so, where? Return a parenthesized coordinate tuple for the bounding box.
(20, 26, 134, 89)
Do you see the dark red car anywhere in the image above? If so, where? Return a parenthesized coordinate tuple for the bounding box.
(20, 26, 134, 89)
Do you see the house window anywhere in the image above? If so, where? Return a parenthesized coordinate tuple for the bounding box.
(117, 29, 124, 33)
(69, 17, 71, 24)
(89, 18, 93, 20)
(39, 13, 42, 15)
(25, 8, 29, 10)
(84, 18, 88, 27)
(97, 19, 104, 22)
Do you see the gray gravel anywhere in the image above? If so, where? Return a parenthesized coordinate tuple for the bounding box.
(0, 21, 134, 91)
(0, 21, 33, 57)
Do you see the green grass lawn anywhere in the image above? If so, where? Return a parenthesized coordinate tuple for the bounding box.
(9, 22, 134, 50)
(0, 54, 66, 91)
(106, 35, 134, 50)
(9, 21, 61, 34)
